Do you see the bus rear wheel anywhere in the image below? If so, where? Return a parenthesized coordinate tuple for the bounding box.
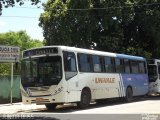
(125, 87, 133, 102)
(77, 88, 91, 109)
(45, 103, 57, 110)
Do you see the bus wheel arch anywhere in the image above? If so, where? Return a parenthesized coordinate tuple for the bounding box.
(77, 87, 91, 109)
(125, 86, 133, 102)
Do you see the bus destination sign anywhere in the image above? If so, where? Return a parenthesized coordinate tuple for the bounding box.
(0, 46, 20, 62)
(23, 47, 58, 58)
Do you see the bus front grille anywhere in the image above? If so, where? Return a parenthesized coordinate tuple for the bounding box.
(27, 86, 51, 96)
(31, 99, 50, 104)
(28, 86, 50, 92)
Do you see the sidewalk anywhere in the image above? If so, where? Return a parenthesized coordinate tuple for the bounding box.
(0, 102, 45, 114)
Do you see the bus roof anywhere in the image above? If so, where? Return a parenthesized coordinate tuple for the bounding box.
(24, 46, 145, 61)
(60, 46, 145, 61)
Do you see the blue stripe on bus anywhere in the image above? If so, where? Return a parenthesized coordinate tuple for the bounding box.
(116, 54, 145, 61)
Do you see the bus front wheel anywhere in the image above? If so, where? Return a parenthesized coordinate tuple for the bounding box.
(77, 88, 91, 109)
(45, 103, 57, 110)
(125, 87, 133, 102)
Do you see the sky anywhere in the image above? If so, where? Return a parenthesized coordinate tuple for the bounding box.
(0, 1, 45, 41)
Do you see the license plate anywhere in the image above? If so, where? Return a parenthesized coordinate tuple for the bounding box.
(36, 98, 44, 102)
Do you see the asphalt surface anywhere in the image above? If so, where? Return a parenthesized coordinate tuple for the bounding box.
(0, 96, 160, 120)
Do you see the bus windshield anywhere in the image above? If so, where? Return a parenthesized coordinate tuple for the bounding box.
(147, 65, 158, 82)
(21, 56, 62, 87)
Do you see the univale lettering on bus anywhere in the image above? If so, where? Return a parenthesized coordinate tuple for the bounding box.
(95, 78, 115, 83)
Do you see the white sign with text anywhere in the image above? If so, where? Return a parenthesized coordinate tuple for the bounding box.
(0, 46, 20, 62)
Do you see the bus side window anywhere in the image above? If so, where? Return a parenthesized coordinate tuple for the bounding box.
(158, 63, 160, 75)
(78, 53, 92, 72)
(138, 61, 146, 73)
(115, 58, 124, 73)
(104, 57, 115, 73)
(92, 55, 102, 72)
(63, 51, 77, 80)
(100, 56, 105, 72)
(130, 61, 139, 74)
(124, 59, 130, 73)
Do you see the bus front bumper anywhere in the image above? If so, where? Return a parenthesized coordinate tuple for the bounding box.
(22, 92, 66, 105)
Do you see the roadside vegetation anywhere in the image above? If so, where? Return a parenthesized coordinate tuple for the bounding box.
(0, 31, 43, 75)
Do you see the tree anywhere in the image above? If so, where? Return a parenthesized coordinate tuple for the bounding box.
(0, 30, 43, 75)
(40, 0, 160, 59)
(39, 0, 131, 50)
(134, 0, 160, 58)
(0, 0, 41, 15)
(39, 0, 94, 48)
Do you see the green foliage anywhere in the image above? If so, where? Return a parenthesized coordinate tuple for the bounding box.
(0, 31, 43, 50)
(39, 0, 95, 47)
(0, 31, 43, 75)
(39, 0, 160, 59)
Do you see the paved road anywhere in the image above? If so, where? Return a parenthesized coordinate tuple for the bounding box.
(0, 96, 160, 120)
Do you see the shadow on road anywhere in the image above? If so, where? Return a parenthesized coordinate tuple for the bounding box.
(17, 96, 160, 113)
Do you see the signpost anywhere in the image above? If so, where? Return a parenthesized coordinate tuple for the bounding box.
(0, 46, 20, 104)
(0, 46, 19, 62)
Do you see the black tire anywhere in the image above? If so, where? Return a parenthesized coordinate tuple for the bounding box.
(45, 103, 57, 110)
(125, 87, 133, 102)
(77, 89, 91, 109)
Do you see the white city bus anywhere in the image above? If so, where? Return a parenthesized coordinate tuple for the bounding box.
(147, 59, 160, 94)
(21, 46, 149, 109)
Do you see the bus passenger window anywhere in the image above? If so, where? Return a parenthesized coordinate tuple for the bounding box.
(92, 55, 102, 72)
(148, 65, 158, 82)
(63, 51, 77, 80)
(78, 54, 92, 72)
(138, 62, 146, 73)
(130, 61, 139, 74)
(115, 58, 124, 73)
(158, 63, 160, 74)
(124, 59, 130, 73)
(104, 57, 115, 73)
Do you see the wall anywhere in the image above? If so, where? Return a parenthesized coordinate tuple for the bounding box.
(0, 76, 21, 104)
